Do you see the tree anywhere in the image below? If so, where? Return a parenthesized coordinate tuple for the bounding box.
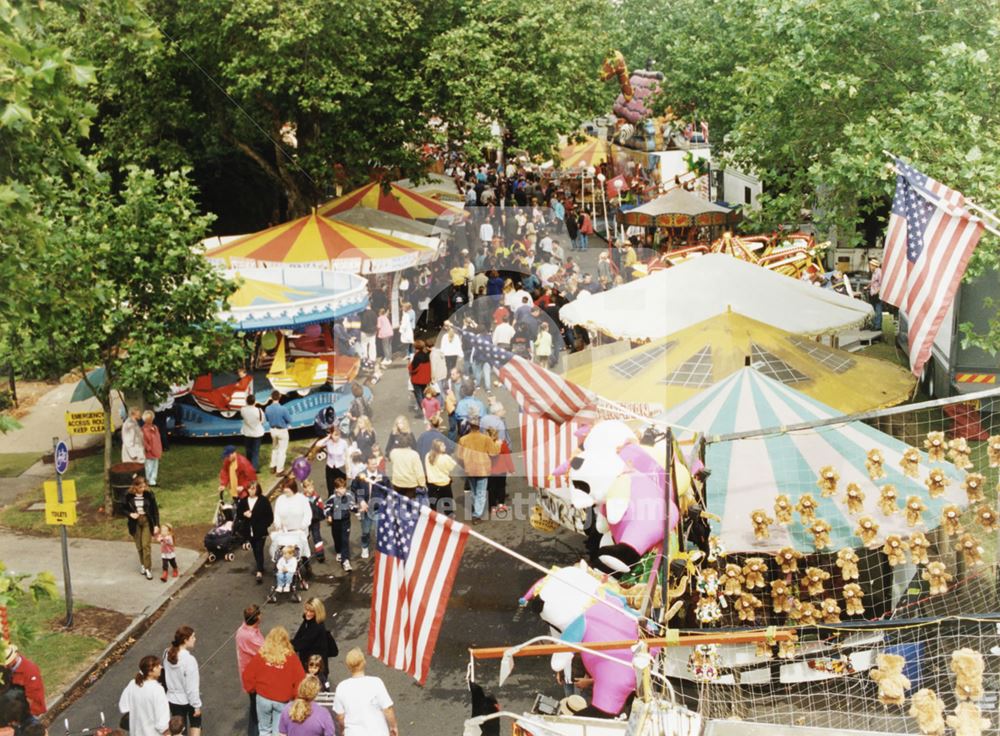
(26, 166, 242, 512)
(423, 0, 615, 158)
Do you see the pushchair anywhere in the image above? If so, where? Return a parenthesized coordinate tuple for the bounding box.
(204, 491, 244, 562)
(266, 536, 309, 604)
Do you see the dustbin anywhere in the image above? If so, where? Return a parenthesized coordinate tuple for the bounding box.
(109, 462, 145, 516)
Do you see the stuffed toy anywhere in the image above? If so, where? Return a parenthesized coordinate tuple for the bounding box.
(770, 578, 794, 614)
(843, 583, 865, 616)
(750, 509, 774, 541)
(975, 505, 999, 532)
(948, 437, 973, 471)
(870, 652, 911, 706)
(909, 532, 931, 565)
(801, 566, 830, 597)
(925, 467, 949, 498)
(796, 494, 819, 526)
(694, 570, 723, 625)
(924, 432, 947, 463)
(816, 466, 839, 497)
(845, 483, 865, 514)
(882, 535, 909, 567)
(855, 516, 880, 546)
(900, 447, 921, 479)
(964, 472, 987, 504)
(742, 558, 768, 590)
(836, 547, 860, 580)
(955, 533, 985, 567)
(988, 435, 1000, 468)
(909, 687, 945, 736)
(809, 519, 832, 550)
(722, 563, 744, 597)
(754, 640, 774, 660)
(686, 644, 720, 682)
(707, 535, 726, 562)
(778, 635, 798, 659)
(789, 598, 819, 626)
(878, 484, 900, 516)
(734, 592, 763, 622)
(923, 561, 952, 595)
(866, 448, 887, 480)
(819, 597, 841, 624)
(773, 494, 794, 524)
(946, 702, 991, 736)
(905, 495, 927, 527)
(775, 546, 802, 574)
(941, 504, 963, 536)
(951, 648, 985, 701)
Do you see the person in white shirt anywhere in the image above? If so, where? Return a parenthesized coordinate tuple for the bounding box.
(537, 257, 559, 287)
(119, 655, 171, 736)
(271, 478, 313, 560)
(163, 627, 202, 736)
(333, 649, 398, 736)
(492, 317, 515, 349)
(239, 397, 266, 471)
(439, 325, 464, 373)
(478, 221, 493, 248)
(121, 407, 146, 464)
(317, 427, 350, 495)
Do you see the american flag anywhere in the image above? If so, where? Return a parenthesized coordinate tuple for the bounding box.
(368, 490, 468, 684)
(881, 159, 984, 376)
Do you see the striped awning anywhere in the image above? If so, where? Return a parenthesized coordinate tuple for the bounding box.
(204, 212, 439, 274)
(318, 181, 466, 221)
(559, 136, 610, 170)
(659, 368, 967, 553)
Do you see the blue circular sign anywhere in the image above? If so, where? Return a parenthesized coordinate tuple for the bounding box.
(55, 441, 70, 475)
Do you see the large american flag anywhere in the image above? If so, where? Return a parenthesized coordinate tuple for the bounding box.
(881, 160, 984, 376)
(368, 489, 468, 684)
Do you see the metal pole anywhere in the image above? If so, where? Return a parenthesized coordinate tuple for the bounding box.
(660, 429, 674, 627)
(52, 437, 73, 628)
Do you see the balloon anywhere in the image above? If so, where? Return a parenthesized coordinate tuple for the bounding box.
(260, 332, 278, 351)
(291, 457, 311, 482)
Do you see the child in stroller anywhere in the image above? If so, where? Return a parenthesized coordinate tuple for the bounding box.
(203, 491, 245, 562)
(267, 539, 309, 603)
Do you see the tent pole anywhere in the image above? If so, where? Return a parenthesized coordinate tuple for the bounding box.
(660, 428, 674, 627)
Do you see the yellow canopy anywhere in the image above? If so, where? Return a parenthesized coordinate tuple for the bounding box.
(559, 136, 610, 170)
(566, 311, 916, 414)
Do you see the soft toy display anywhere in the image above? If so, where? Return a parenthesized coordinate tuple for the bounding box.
(687, 644, 720, 682)
(947, 702, 991, 736)
(882, 535, 908, 567)
(770, 578, 794, 614)
(773, 494, 794, 524)
(723, 563, 744, 597)
(870, 652, 911, 706)
(789, 599, 819, 626)
(909, 687, 945, 736)
(694, 569, 723, 624)
(816, 466, 839, 497)
(801, 566, 830, 597)
(734, 592, 763, 622)
(845, 483, 865, 514)
(836, 548, 860, 580)
(878, 485, 900, 516)
(775, 547, 802, 574)
(964, 473, 987, 504)
(975, 505, 999, 532)
(567, 420, 675, 573)
(904, 495, 927, 527)
(519, 564, 655, 718)
(900, 448, 921, 478)
(948, 437, 973, 470)
(796, 494, 819, 525)
(750, 509, 774, 541)
(925, 468, 949, 498)
(742, 558, 767, 590)
(988, 435, 1000, 468)
(950, 648, 985, 701)
(809, 519, 832, 550)
(955, 533, 984, 567)
(842, 583, 865, 616)
(819, 597, 841, 624)
(923, 561, 953, 595)
(924, 431, 947, 463)
(855, 516, 880, 546)
(909, 532, 931, 565)
(941, 504, 964, 536)
(866, 448, 887, 480)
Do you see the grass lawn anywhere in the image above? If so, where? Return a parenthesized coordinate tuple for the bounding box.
(0, 442, 232, 542)
(0, 452, 42, 478)
(9, 594, 108, 696)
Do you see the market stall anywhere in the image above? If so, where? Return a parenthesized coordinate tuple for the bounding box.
(618, 188, 741, 248)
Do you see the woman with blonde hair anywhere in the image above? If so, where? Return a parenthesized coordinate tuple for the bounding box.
(241, 626, 305, 736)
(425, 439, 457, 517)
(292, 598, 338, 681)
(383, 415, 415, 456)
(278, 675, 334, 736)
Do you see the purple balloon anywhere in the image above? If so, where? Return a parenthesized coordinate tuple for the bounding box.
(291, 457, 311, 482)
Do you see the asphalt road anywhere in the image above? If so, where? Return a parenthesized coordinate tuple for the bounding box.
(57, 352, 589, 735)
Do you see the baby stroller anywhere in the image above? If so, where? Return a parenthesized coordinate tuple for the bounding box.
(266, 536, 309, 604)
(204, 491, 244, 562)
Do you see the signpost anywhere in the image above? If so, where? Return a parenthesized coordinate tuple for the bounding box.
(49, 438, 74, 627)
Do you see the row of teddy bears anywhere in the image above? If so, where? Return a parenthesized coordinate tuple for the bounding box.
(873, 647, 991, 736)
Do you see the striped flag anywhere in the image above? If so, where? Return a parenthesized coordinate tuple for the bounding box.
(520, 412, 584, 489)
(369, 490, 468, 684)
(881, 160, 984, 376)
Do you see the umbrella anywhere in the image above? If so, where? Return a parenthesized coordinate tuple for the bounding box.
(71, 367, 106, 403)
(203, 212, 439, 274)
(565, 311, 916, 414)
(559, 136, 610, 170)
(317, 181, 466, 221)
(658, 367, 966, 553)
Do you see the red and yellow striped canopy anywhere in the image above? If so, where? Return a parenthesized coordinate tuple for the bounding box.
(318, 181, 466, 221)
(559, 136, 610, 170)
(204, 212, 437, 274)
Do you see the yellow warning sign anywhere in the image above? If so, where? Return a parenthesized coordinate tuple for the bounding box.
(65, 411, 105, 436)
(44, 480, 77, 526)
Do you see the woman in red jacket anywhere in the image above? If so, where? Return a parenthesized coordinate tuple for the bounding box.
(407, 340, 433, 419)
(241, 626, 305, 736)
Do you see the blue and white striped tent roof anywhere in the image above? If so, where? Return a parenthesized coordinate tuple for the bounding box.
(659, 368, 967, 553)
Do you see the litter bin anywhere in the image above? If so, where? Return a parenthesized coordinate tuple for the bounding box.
(109, 462, 145, 517)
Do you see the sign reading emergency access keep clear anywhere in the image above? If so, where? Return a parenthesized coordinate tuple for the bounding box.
(44, 480, 77, 526)
(65, 411, 105, 436)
